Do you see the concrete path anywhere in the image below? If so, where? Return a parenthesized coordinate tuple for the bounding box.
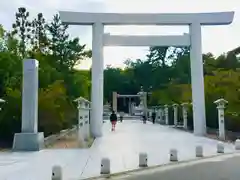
(0, 120, 236, 180)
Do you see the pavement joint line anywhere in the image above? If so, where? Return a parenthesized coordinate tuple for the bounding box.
(81, 151, 240, 180)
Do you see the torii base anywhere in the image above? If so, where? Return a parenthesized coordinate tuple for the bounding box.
(12, 132, 44, 151)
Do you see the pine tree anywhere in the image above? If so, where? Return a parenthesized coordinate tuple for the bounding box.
(12, 7, 32, 58)
(31, 13, 48, 53)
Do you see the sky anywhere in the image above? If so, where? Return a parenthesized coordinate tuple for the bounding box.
(0, 0, 239, 69)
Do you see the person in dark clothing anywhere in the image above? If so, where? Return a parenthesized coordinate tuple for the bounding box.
(152, 111, 156, 124)
(142, 113, 147, 124)
(110, 110, 118, 131)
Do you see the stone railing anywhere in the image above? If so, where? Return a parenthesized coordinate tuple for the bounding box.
(44, 126, 77, 147)
(155, 98, 229, 141)
(206, 128, 240, 142)
(156, 103, 189, 128)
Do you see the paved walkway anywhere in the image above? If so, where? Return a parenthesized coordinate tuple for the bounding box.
(0, 120, 236, 180)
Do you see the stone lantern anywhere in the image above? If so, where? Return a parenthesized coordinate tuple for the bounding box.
(172, 103, 179, 126)
(0, 98, 5, 111)
(164, 105, 169, 125)
(158, 106, 164, 124)
(74, 97, 91, 141)
(214, 98, 228, 140)
(181, 103, 189, 130)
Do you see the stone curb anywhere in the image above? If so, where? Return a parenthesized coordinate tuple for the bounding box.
(82, 152, 240, 180)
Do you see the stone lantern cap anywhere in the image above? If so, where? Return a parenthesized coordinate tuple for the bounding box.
(214, 98, 228, 108)
(214, 98, 228, 104)
(181, 102, 189, 107)
(74, 96, 91, 109)
(172, 103, 178, 107)
(152, 105, 161, 109)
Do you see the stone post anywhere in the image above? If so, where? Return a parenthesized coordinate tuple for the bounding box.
(132, 102, 136, 115)
(128, 98, 131, 115)
(77, 101, 85, 143)
(157, 108, 160, 123)
(13, 59, 44, 151)
(181, 103, 189, 130)
(172, 104, 178, 126)
(157, 108, 161, 123)
(112, 92, 117, 112)
(84, 102, 90, 140)
(164, 105, 169, 125)
(214, 98, 228, 140)
(159, 107, 164, 124)
(142, 92, 148, 118)
(161, 108, 165, 124)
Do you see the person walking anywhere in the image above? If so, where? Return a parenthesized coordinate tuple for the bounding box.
(142, 113, 147, 124)
(152, 110, 156, 124)
(110, 110, 118, 131)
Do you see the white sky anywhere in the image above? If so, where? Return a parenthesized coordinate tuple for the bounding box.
(0, 0, 239, 69)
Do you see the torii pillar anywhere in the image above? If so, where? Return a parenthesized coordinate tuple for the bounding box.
(112, 92, 117, 112)
(189, 23, 206, 135)
(91, 22, 104, 137)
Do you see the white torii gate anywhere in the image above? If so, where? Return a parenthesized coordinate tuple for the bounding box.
(59, 11, 234, 137)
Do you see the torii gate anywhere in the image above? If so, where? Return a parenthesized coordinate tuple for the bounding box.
(112, 92, 144, 115)
(60, 11, 234, 137)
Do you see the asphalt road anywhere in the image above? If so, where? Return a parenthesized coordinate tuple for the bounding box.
(103, 153, 240, 180)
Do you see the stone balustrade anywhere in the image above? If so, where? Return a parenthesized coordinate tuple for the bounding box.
(44, 126, 77, 147)
(159, 98, 228, 141)
(156, 103, 189, 128)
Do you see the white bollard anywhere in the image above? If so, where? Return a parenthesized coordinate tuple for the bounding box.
(217, 142, 224, 153)
(235, 139, 240, 150)
(170, 149, 178, 161)
(139, 152, 148, 167)
(195, 145, 203, 157)
(101, 158, 110, 174)
(52, 165, 62, 180)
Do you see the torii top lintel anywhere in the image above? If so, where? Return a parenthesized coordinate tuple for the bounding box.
(59, 11, 234, 26)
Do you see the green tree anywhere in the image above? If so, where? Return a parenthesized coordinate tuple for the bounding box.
(31, 13, 48, 53)
(12, 7, 32, 58)
(0, 25, 7, 51)
(147, 46, 169, 67)
(0, 8, 92, 146)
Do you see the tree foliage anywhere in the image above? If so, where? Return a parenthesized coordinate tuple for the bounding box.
(0, 7, 91, 147)
(104, 46, 240, 131)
